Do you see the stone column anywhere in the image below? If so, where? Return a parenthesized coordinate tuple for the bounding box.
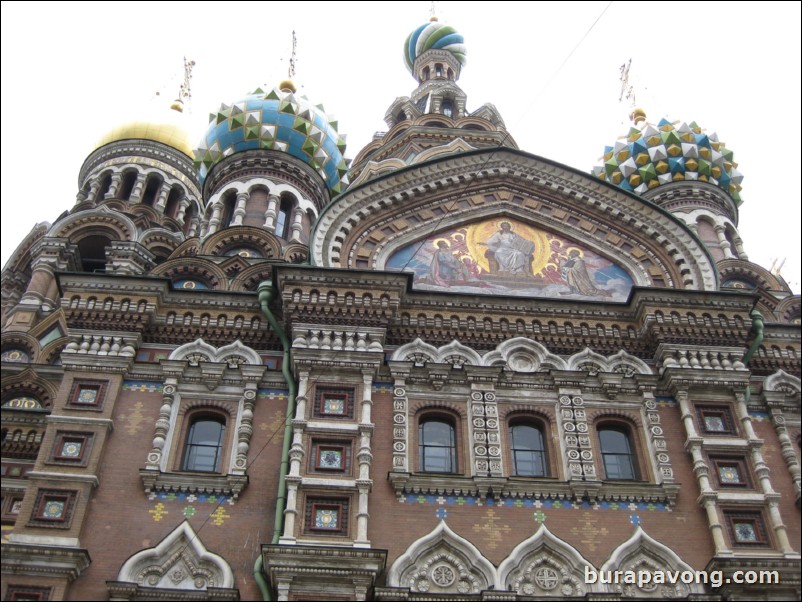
(264, 194, 280, 229)
(154, 184, 170, 214)
(355, 371, 374, 547)
(714, 225, 735, 259)
(129, 173, 147, 203)
(206, 203, 223, 235)
(232, 192, 249, 226)
(106, 173, 123, 199)
(175, 197, 190, 223)
(289, 207, 304, 242)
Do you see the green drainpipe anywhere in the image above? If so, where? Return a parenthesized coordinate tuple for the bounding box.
(742, 308, 765, 403)
(253, 280, 297, 601)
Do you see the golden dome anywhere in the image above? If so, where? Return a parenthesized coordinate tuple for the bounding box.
(93, 101, 194, 158)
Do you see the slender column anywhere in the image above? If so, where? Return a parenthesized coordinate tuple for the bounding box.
(129, 173, 147, 203)
(281, 370, 309, 542)
(264, 194, 279, 229)
(175, 197, 190, 223)
(714, 225, 734, 259)
(676, 390, 729, 553)
(355, 371, 374, 547)
(206, 203, 223, 235)
(232, 192, 249, 226)
(154, 184, 170, 213)
(733, 236, 748, 260)
(105, 173, 123, 199)
(289, 208, 304, 242)
(86, 179, 102, 203)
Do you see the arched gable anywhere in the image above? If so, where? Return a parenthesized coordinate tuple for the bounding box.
(114, 521, 234, 591)
(313, 149, 717, 295)
(600, 527, 703, 597)
(392, 338, 482, 368)
(497, 524, 599, 596)
(482, 337, 567, 372)
(387, 521, 496, 594)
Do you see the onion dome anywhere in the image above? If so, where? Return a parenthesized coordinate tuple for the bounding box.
(193, 84, 349, 194)
(404, 19, 467, 74)
(93, 99, 194, 158)
(593, 113, 743, 204)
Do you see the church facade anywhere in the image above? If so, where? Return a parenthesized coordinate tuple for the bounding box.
(1, 18, 800, 601)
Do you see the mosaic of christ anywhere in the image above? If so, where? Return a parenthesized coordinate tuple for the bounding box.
(385, 218, 634, 301)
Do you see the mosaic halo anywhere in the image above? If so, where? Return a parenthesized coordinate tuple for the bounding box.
(592, 118, 743, 205)
(194, 87, 349, 194)
(404, 21, 467, 74)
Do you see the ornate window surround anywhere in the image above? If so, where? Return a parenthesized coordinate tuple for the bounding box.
(139, 339, 265, 499)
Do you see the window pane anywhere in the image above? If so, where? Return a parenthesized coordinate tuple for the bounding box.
(419, 419, 456, 473)
(184, 418, 224, 472)
(599, 426, 636, 480)
(511, 424, 547, 476)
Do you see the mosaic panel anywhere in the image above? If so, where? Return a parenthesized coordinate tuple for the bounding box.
(387, 218, 633, 300)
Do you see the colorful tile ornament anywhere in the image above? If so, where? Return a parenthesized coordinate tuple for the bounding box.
(122, 381, 163, 393)
(194, 87, 349, 193)
(210, 506, 231, 527)
(435, 507, 448, 520)
(149, 503, 168, 522)
(630, 514, 642, 526)
(398, 493, 670, 512)
(593, 119, 743, 204)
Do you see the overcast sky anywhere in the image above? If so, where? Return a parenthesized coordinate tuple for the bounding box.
(2, 1, 799, 292)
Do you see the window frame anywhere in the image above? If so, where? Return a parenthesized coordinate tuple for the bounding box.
(309, 439, 351, 475)
(304, 496, 350, 536)
(710, 456, 752, 489)
(508, 419, 549, 478)
(696, 405, 737, 436)
(597, 422, 640, 482)
(723, 510, 770, 547)
(180, 413, 227, 474)
(67, 379, 107, 411)
(418, 414, 458, 474)
(28, 489, 77, 528)
(313, 387, 355, 419)
(48, 431, 93, 466)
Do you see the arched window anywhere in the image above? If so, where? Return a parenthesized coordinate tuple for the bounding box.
(276, 196, 294, 239)
(510, 422, 548, 476)
(419, 417, 456, 473)
(441, 98, 454, 118)
(182, 415, 226, 473)
(598, 425, 638, 481)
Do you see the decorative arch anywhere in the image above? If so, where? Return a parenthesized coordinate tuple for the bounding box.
(169, 338, 261, 367)
(170, 237, 201, 259)
(387, 521, 496, 594)
(566, 348, 652, 376)
(230, 264, 275, 292)
(1, 368, 58, 409)
(150, 257, 228, 290)
(48, 205, 136, 243)
(600, 527, 704, 597)
(411, 138, 478, 165)
(482, 337, 567, 372)
(313, 149, 717, 293)
(1, 332, 39, 363)
(138, 228, 183, 258)
(775, 296, 801, 324)
(763, 369, 801, 395)
(114, 521, 234, 591)
(497, 524, 599, 595)
(391, 338, 482, 368)
(200, 226, 281, 259)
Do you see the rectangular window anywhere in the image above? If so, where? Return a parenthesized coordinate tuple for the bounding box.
(67, 380, 106, 410)
(313, 387, 355, 419)
(309, 441, 350, 474)
(1, 494, 24, 525)
(28, 489, 77, 528)
(305, 497, 349, 535)
(49, 432, 93, 465)
(724, 511, 769, 546)
(697, 405, 736, 435)
(711, 457, 750, 488)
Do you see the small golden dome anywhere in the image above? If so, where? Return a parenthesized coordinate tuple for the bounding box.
(630, 107, 647, 125)
(94, 121, 194, 158)
(278, 79, 297, 93)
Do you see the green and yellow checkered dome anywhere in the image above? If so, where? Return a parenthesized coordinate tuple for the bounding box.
(593, 110, 743, 205)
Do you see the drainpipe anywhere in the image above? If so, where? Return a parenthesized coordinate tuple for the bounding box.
(742, 308, 764, 403)
(253, 280, 297, 601)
